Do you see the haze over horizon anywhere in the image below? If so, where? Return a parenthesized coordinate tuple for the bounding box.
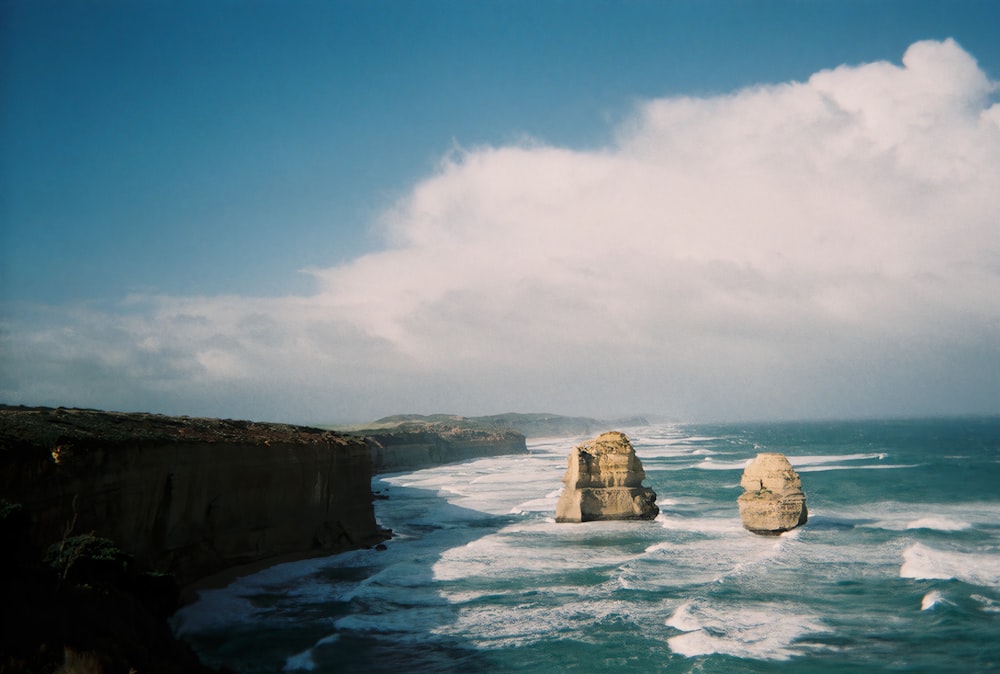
(2, 2, 999, 425)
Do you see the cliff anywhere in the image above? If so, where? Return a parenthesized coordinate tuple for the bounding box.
(359, 421, 527, 473)
(0, 406, 388, 587)
(555, 431, 659, 522)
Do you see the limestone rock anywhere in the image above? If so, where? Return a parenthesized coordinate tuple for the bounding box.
(737, 452, 808, 535)
(555, 431, 659, 522)
(0, 405, 389, 586)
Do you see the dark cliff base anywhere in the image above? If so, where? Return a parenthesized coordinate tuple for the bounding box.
(1, 502, 228, 673)
(0, 405, 392, 674)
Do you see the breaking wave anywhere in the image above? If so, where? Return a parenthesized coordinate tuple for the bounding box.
(900, 543, 1000, 588)
(666, 600, 827, 660)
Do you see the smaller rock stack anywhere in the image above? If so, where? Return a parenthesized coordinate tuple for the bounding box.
(737, 453, 808, 535)
(555, 431, 659, 523)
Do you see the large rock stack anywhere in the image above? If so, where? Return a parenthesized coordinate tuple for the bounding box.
(555, 431, 659, 523)
(737, 453, 808, 535)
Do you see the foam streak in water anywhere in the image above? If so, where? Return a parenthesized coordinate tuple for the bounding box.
(283, 635, 339, 672)
(905, 516, 971, 531)
(901, 543, 1000, 588)
(666, 600, 827, 661)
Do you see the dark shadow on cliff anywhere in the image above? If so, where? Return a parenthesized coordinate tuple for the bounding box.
(0, 499, 230, 674)
(177, 481, 519, 674)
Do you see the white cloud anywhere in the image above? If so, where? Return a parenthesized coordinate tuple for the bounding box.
(3, 39, 999, 423)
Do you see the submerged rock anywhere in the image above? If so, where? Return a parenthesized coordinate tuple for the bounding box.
(737, 453, 808, 535)
(555, 431, 659, 522)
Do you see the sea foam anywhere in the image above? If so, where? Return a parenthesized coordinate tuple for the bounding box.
(921, 590, 947, 611)
(666, 600, 826, 661)
(283, 635, 339, 672)
(901, 543, 1000, 588)
(905, 516, 971, 531)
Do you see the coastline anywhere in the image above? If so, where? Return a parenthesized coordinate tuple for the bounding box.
(0, 406, 385, 673)
(0, 405, 529, 673)
(178, 545, 387, 606)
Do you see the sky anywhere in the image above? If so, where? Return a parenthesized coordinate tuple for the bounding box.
(1, 0, 999, 424)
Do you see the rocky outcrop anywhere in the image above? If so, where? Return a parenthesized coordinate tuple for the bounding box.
(737, 453, 808, 535)
(555, 431, 659, 522)
(0, 406, 388, 587)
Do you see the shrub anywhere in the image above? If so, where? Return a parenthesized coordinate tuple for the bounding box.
(45, 533, 134, 587)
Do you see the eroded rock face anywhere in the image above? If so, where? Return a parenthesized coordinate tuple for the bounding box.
(362, 426, 527, 474)
(737, 452, 808, 535)
(555, 431, 659, 522)
(0, 406, 389, 586)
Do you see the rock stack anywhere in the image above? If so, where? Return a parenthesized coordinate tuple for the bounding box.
(555, 431, 659, 523)
(737, 453, 808, 535)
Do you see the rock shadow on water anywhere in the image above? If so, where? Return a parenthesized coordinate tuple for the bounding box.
(178, 482, 510, 674)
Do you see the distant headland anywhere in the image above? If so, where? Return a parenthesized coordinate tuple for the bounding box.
(333, 411, 650, 439)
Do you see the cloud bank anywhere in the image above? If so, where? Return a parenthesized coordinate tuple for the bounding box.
(3, 39, 999, 423)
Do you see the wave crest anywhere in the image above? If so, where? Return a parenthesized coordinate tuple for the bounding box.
(901, 543, 1000, 588)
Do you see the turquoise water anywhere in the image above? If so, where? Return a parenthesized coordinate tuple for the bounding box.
(174, 418, 1000, 672)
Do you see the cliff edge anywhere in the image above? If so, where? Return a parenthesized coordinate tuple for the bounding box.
(345, 416, 528, 473)
(0, 406, 388, 586)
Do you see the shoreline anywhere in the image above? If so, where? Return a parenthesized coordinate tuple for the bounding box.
(178, 540, 389, 606)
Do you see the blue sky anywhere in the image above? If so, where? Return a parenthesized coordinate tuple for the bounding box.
(2, 1, 999, 423)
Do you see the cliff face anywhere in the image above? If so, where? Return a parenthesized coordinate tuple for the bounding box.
(359, 423, 528, 474)
(0, 406, 387, 586)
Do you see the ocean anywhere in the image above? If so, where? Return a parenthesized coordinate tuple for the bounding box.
(173, 417, 1000, 673)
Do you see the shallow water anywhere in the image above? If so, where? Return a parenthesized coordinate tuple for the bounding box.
(174, 418, 1000, 672)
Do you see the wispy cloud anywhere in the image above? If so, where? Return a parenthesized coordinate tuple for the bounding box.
(3, 39, 998, 422)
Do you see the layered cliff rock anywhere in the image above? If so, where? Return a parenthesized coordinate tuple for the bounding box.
(737, 453, 808, 535)
(350, 418, 528, 473)
(0, 406, 388, 586)
(555, 431, 659, 522)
